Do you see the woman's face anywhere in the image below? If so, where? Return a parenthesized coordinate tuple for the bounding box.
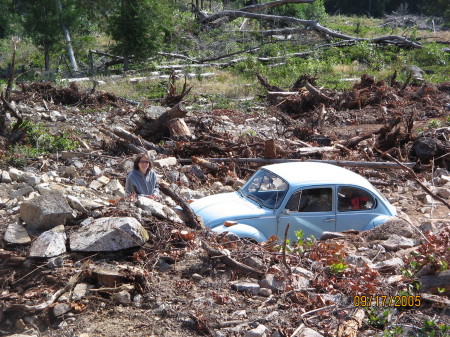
(138, 158, 150, 174)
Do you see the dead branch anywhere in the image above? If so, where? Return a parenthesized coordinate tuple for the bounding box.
(159, 182, 205, 230)
(112, 126, 166, 154)
(304, 81, 332, 102)
(192, 156, 220, 172)
(202, 241, 264, 279)
(99, 127, 146, 154)
(178, 158, 414, 169)
(4, 270, 81, 313)
(257, 73, 283, 92)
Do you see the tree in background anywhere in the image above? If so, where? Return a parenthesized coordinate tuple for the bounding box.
(107, 0, 175, 71)
(21, 0, 62, 71)
(0, 0, 20, 39)
(21, 0, 88, 72)
(268, 0, 327, 21)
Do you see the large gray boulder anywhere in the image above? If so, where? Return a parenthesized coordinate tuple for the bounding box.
(19, 190, 73, 232)
(69, 217, 149, 252)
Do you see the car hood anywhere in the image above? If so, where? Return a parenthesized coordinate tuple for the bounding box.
(190, 192, 268, 228)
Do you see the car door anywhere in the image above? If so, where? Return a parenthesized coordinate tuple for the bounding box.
(335, 185, 379, 232)
(277, 186, 335, 242)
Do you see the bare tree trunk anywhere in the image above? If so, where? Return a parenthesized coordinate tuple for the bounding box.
(57, 0, 78, 72)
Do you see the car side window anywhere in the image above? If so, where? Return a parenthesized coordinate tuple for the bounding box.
(285, 188, 332, 212)
(338, 186, 375, 212)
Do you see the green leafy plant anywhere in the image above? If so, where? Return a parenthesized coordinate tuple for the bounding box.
(365, 308, 392, 329)
(329, 262, 349, 274)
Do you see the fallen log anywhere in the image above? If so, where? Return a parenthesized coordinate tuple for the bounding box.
(112, 126, 166, 154)
(202, 241, 264, 279)
(200, 10, 421, 48)
(99, 127, 145, 154)
(177, 158, 415, 169)
(159, 182, 205, 230)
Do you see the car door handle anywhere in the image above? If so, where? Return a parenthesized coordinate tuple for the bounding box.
(323, 218, 335, 222)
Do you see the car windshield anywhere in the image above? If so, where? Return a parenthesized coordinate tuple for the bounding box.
(240, 169, 289, 209)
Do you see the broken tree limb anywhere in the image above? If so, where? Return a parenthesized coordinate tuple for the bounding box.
(304, 81, 332, 102)
(177, 158, 416, 169)
(112, 126, 166, 154)
(159, 182, 205, 230)
(4, 269, 81, 313)
(99, 127, 146, 154)
(202, 241, 264, 279)
(192, 156, 220, 172)
(377, 150, 450, 209)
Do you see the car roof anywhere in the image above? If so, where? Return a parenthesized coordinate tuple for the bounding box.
(262, 162, 374, 189)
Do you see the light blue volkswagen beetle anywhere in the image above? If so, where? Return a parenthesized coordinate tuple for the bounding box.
(190, 162, 397, 243)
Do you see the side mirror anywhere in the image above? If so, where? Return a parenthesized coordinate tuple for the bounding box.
(281, 209, 290, 215)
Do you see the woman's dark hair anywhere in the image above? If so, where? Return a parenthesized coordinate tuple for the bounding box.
(133, 153, 151, 173)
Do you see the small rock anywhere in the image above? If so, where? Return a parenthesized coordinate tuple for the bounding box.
(29, 225, 67, 258)
(259, 274, 286, 293)
(422, 194, 433, 204)
(4, 223, 31, 244)
(232, 179, 246, 189)
(92, 166, 102, 176)
(89, 180, 103, 190)
(53, 303, 71, 317)
(245, 324, 267, 337)
(8, 167, 23, 181)
(437, 188, 450, 199)
(10, 186, 34, 199)
(192, 273, 203, 281)
(231, 281, 260, 295)
(211, 181, 223, 191)
(153, 157, 177, 168)
(219, 186, 234, 193)
(381, 235, 415, 251)
(113, 290, 131, 305)
(72, 283, 93, 300)
(374, 257, 404, 272)
(47, 256, 64, 269)
(96, 175, 110, 186)
(298, 327, 324, 337)
(1, 170, 12, 183)
(258, 288, 272, 297)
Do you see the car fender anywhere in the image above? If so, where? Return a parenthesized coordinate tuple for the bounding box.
(364, 215, 395, 230)
(211, 223, 268, 243)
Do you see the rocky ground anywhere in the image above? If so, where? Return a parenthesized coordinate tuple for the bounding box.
(0, 76, 449, 337)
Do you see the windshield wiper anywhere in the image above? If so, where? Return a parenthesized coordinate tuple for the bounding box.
(247, 194, 262, 207)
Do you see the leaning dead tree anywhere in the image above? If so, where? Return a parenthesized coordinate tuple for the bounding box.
(196, 0, 422, 49)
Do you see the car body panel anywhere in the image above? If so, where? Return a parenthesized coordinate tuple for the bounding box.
(190, 162, 397, 243)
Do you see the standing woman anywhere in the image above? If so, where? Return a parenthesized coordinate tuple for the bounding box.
(125, 153, 160, 200)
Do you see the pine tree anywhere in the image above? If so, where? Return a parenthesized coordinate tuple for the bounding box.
(107, 0, 174, 70)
